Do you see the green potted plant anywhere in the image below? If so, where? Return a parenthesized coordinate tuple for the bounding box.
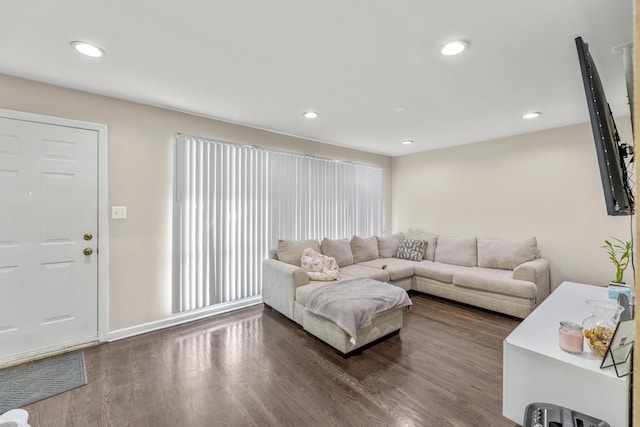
(602, 237, 632, 284)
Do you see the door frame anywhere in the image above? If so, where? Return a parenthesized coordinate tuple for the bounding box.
(0, 108, 109, 349)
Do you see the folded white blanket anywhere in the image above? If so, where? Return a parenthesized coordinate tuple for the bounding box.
(301, 247, 342, 281)
(305, 278, 412, 345)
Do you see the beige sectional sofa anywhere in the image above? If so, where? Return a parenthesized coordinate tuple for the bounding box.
(262, 231, 550, 352)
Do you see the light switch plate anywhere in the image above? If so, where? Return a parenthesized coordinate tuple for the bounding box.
(112, 206, 127, 219)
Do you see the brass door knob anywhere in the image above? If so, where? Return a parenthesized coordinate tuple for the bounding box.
(83, 248, 93, 256)
(83, 233, 93, 241)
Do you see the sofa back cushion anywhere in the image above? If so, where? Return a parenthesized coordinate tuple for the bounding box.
(435, 236, 477, 267)
(320, 238, 354, 267)
(477, 237, 538, 270)
(405, 229, 438, 261)
(351, 235, 379, 263)
(376, 232, 405, 258)
(277, 239, 321, 266)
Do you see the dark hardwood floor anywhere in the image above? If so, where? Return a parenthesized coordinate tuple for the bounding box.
(23, 293, 521, 426)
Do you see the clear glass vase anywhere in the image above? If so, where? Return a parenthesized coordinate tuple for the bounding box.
(582, 299, 624, 357)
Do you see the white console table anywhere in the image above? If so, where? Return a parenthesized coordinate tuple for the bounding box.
(503, 281, 629, 427)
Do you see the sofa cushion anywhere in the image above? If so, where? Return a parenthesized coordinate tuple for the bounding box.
(413, 260, 468, 284)
(477, 238, 538, 270)
(321, 238, 354, 267)
(351, 235, 379, 264)
(340, 264, 390, 282)
(296, 281, 331, 306)
(453, 267, 537, 299)
(277, 239, 321, 266)
(435, 236, 477, 267)
(393, 239, 427, 262)
(406, 229, 438, 261)
(359, 258, 416, 281)
(376, 233, 405, 258)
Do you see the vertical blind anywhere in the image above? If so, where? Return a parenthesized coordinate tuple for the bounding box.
(173, 134, 383, 313)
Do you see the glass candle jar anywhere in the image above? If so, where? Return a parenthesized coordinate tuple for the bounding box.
(559, 321, 583, 353)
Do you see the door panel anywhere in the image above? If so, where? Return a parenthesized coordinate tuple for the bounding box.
(0, 117, 98, 360)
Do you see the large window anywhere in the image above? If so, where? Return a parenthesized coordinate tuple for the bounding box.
(173, 134, 383, 313)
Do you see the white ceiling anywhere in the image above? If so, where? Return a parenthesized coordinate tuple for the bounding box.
(0, 0, 633, 156)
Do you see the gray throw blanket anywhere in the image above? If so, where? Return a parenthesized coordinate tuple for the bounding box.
(305, 278, 413, 345)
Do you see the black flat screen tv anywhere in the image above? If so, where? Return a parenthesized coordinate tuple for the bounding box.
(575, 36, 634, 216)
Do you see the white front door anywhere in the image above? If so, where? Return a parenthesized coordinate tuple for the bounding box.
(0, 116, 98, 361)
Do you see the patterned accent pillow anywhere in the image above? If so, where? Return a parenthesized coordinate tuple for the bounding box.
(393, 239, 427, 262)
(406, 229, 438, 261)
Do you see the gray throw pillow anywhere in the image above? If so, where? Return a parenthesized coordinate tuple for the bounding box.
(376, 232, 405, 258)
(321, 238, 354, 267)
(406, 229, 438, 261)
(351, 235, 379, 263)
(393, 239, 427, 262)
(276, 239, 321, 266)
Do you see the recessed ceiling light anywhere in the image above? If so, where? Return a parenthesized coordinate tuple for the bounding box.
(70, 41, 105, 58)
(522, 112, 541, 119)
(402, 140, 413, 145)
(392, 106, 407, 112)
(441, 41, 468, 56)
(303, 111, 319, 119)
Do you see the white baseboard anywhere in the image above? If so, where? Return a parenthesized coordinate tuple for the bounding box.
(106, 296, 263, 342)
(0, 340, 99, 369)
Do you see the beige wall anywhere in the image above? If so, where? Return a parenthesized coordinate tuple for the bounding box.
(0, 73, 393, 332)
(392, 119, 634, 290)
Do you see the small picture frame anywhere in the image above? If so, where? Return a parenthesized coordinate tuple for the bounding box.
(600, 319, 635, 377)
